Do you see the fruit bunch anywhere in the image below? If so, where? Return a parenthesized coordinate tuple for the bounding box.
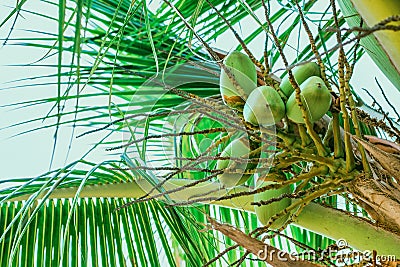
(217, 51, 333, 228)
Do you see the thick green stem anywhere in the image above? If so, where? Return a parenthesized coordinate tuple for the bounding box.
(322, 119, 333, 147)
(295, 203, 400, 257)
(298, 124, 312, 147)
(332, 112, 344, 158)
(8, 180, 400, 257)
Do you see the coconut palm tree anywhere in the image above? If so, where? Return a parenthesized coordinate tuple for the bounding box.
(1, 0, 399, 266)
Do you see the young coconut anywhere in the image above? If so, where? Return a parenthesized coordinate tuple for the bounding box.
(254, 181, 292, 229)
(220, 51, 257, 110)
(279, 62, 321, 97)
(286, 76, 332, 124)
(243, 85, 285, 127)
(216, 137, 256, 188)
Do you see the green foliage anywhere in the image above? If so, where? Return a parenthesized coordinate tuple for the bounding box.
(1, 0, 397, 266)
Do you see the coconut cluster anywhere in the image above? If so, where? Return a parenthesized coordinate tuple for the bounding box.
(220, 52, 331, 127)
(217, 51, 333, 228)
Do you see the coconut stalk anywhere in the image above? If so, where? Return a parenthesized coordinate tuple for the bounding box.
(332, 112, 345, 158)
(7, 179, 400, 257)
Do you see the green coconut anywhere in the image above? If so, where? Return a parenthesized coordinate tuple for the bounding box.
(286, 76, 332, 124)
(254, 181, 292, 229)
(243, 85, 285, 127)
(216, 137, 255, 188)
(279, 62, 321, 97)
(220, 51, 257, 110)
